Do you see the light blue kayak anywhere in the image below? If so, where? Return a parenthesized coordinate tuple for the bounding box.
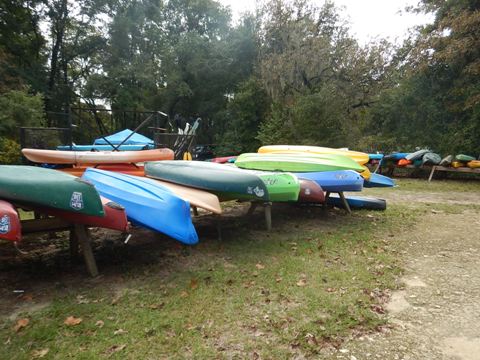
(57, 144, 154, 151)
(368, 153, 384, 161)
(363, 173, 395, 188)
(327, 194, 386, 210)
(296, 170, 363, 192)
(82, 168, 198, 245)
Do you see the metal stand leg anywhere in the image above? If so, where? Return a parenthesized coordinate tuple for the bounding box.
(264, 202, 272, 231)
(338, 192, 352, 214)
(74, 224, 98, 277)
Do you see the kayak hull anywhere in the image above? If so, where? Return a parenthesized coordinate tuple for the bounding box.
(58, 164, 145, 177)
(298, 179, 325, 203)
(0, 165, 104, 217)
(327, 195, 386, 210)
(364, 173, 395, 188)
(296, 170, 364, 192)
(82, 169, 198, 244)
(57, 144, 154, 151)
(22, 148, 174, 165)
(0, 200, 21, 242)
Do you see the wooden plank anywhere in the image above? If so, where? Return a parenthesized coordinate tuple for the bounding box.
(338, 192, 352, 214)
(74, 224, 98, 277)
(21, 218, 72, 234)
(428, 166, 436, 182)
(433, 166, 480, 174)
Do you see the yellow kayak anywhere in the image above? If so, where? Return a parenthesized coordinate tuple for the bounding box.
(467, 160, 480, 169)
(451, 161, 464, 168)
(258, 145, 370, 165)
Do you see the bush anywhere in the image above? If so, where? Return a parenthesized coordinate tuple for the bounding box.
(0, 138, 21, 164)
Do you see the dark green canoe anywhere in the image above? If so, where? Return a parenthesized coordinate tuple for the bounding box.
(145, 161, 269, 201)
(0, 166, 104, 216)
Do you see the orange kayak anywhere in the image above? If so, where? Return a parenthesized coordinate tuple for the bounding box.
(58, 164, 145, 177)
(397, 159, 412, 167)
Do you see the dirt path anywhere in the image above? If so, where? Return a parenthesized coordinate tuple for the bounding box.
(337, 192, 480, 359)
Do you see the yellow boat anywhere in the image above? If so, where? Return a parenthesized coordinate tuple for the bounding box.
(467, 160, 480, 169)
(258, 145, 370, 165)
(451, 161, 464, 168)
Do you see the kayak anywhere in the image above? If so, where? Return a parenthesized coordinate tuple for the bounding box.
(383, 153, 409, 161)
(235, 153, 365, 173)
(406, 149, 430, 161)
(298, 179, 325, 203)
(455, 154, 475, 162)
(147, 179, 222, 214)
(209, 156, 237, 164)
(467, 160, 480, 169)
(363, 173, 395, 188)
(422, 152, 441, 165)
(327, 194, 386, 210)
(439, 155, 453, 167)
(295, 170, 364, 192)
(22, 148, 174, 165)
(57, 144, 154, 151)
(36, 197, 129, 232)
(258, 145, 369, 165)
(82, 169, 198, 244)
(369, 154, 384, 161)
(451, 161, 465, 168)
(0, 200, 21, 242)
(0, 165, 104, 217)
(397, 159, 412, 166)
(58, 164, 145, 177)
(145, 161, 269, 201)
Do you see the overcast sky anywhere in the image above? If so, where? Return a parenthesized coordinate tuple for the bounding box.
(219, 0, 434, 44)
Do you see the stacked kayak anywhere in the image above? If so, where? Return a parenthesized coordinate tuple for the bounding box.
(298, 179, 325, 203)
(82, 169, 198, 244)
(145, 161, 269, 202)
(327, 194, 387, 211)
(0, 200, 21, 242)
(57, 144, 154, 151)
(364, 173, 395, 188)
(295, 170, 364, 192)
(59, 164, 145, 177)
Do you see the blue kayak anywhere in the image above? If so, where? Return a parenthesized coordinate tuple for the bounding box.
(368, 153, 384, 161)
(57, 144, 154, 151)
(363, 173, 395, 188)
(296, 170, 363, 192)
(327, 194, 386, 210)
(82, 168, 198, 245)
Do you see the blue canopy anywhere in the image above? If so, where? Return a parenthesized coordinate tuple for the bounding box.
(94, 129, 154, 145)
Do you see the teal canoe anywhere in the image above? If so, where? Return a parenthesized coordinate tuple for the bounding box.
(422, 152, 441, 165)
(0, 165, 104, 217)
(455, 154, 475, 162)
(235, 153, 365, 173)
(405, 149, 430, 161)
(145, 161, 269, 201)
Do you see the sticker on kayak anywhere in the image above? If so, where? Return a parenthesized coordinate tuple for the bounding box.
(0, 215, 11, 234)
(335, 173, 349, 179)
(70, 192, 84, 210)
(304, 188, 311, 195)
(247, 186, 265, 198)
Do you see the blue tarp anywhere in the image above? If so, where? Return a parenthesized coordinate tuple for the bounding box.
(94, 129, 154, 145)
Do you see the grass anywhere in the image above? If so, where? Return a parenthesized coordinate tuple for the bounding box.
(1, 179, 475, 359)
(388, 178, 480, 193)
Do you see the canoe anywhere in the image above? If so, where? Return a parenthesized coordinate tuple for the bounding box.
(258, 145, 369, 165)
(0, 200, 21, 242)
(363, 173, 395, 188)
(57, 144, 154, 151)
(38, 197, 129, 232)
(455, 154, 475, 162)
(327, 194, 386, 210)
(0, 166, 104, 217)
(145, 161, 269, 201)
(82, 169, 198, 244)
(439, 155, 453, 167)
(405, 149, 430, 161)
(467, 160, 480, 169)
(22, 148, 174, 165)
(209, 156, 237, 164)
(58, 164, 145, 177)
(295, 170, 364, 192)
(422, 152, 441, 165)
(368, 154, 384, 161)
(298, 179, 325, 203)
(225, 166, 300, 202)
(397, 159, 412, 166)
(147, 179, 222, 214)
(235, 153, 365, 173)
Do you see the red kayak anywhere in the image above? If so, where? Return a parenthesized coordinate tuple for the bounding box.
(38, 197, 129, 232)
(0, 200, 21, 242)
(210, 156, 237, 164)
(298, 179, 325, 203)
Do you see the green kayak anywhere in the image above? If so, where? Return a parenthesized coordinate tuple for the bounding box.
(422, 152, 441, 165)
(0, 165, 104, 217)
(234, 153, 365, 173)
(455, 154, 475, 162)
(225, 166, 300, 202)
(145, 161, 269, 201)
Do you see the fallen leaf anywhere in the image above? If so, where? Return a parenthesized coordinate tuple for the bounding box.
(276, 277, 282, 283)
(96, 320, 104, 328)
(64, 316, 82, 326)
(21, 294, 33, 302)
(13, 318, 29, 332)
(105, 344, 126, 356)
(296, 279, 307, 287)
(114, 329, 127, 335)
(31, 348, 49, 358)
(326, 287, 337, 293)
(255, 263, 265, 270)
(180, 291, 189, 298)
(149, 302, 165, 310)
(190, 278, 198, 290)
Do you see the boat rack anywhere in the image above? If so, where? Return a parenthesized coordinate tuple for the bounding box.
(385, 164, 480, 181)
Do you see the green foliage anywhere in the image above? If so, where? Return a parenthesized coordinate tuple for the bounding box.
(0, 138, 21, 164)
(0, 89, 45, 138)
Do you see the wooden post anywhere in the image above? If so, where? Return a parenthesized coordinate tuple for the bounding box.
(264, 202, 272, 231)
(192, 206, 199, 216)
(428, 165, 436, 182)
(74, 224, 98, 277)
(338, 192, 352, 214)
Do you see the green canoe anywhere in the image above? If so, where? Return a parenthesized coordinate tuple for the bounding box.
(225, 166, 300, 202)
(234, 153, 365, 173)
(455, 154, 475, 162)
(0, 165, 104, 217)
(144, 161, 269, 201)
(422, 152, 441, 165)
